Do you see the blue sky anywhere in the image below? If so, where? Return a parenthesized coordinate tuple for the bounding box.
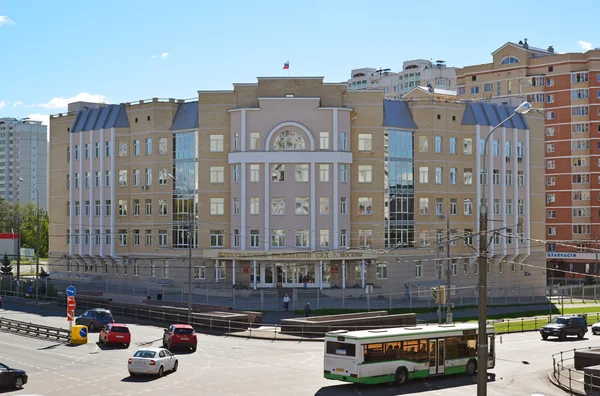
(0, 0, 598, 126)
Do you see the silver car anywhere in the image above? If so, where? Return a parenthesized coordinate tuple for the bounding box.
(128, 347, 178, 377)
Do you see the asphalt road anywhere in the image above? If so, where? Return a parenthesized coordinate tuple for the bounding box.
(0, 306, 583, 396)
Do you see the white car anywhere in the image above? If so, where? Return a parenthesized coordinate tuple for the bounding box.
(592, 322, 600, 335)
(128, 347, 178, 377)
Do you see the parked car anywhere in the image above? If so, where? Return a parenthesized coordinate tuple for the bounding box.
(540, 315, 588, 340)
(75, 308, 115, 332)
(99, 323, 131, 348)
(163, 324, 197, 352)
(0, 362, 27, 390)
(591, 321, 600, 335)
(128, 347, 178, 377)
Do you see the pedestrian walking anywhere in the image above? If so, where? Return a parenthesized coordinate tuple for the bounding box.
(404, 284, 410, 300)
(304, 302, 311, 317)
(156, 290, 163, 301)
(283, 294, 291, 312)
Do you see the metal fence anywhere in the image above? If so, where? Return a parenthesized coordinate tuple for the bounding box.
(551, 347, 600, 394)
(0, 316, 71, 342)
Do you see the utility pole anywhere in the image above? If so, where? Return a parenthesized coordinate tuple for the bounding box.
(16, 212, 21, 293)
(445, 216, 452, 324)
(436, 235, 442, 324)
(187, 218, 193, 324)
(595, 229, 599, 276)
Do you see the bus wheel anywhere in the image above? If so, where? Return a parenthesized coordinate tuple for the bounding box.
(394, 367, 408, 385)
(466, 359, 477, 375)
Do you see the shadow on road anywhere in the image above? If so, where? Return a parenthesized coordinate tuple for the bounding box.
(121, 372, 175, 383)
(95, 341, 130, 351)
(315, 373, 494, 395)
(37, 343, 63, 350)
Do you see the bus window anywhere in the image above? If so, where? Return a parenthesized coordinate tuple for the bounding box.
(445, 335, 477, 359)
(363, 343, 384, 363)
(326, 341, 356, 357)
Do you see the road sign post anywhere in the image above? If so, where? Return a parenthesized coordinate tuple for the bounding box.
(66, 289, 76, 332)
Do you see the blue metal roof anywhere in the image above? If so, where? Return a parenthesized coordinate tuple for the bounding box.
(461, 102, 528, 130)
(71, 104, 130, 132)
(170, 101, 199, 131)
(383, 100, 418, 130)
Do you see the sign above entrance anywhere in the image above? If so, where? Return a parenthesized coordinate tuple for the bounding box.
(205, 249, 379, 261)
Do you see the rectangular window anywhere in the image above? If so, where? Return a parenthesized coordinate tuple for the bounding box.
(358, 230, 372, 247)
(250, 230, 260, 248)
(493, 169, 500, 185)
(104, 229, 111, 246)
(340, 164, 348, 183)
(232, 164, 239, 183)
(210, 198, 225, 215)
(572, 106, 589, 116)
(250, 132, 260, 150)
(271, 230, 285, 247)
(435, 167, 443, 184)
(74, 173, 79, 188)
(295, 197, 309, 215)
(449, 137, 456, 154)
(493, 199, 501, 215)
(518, 199, 524, 215)
(158, 230, 168, 246)
(319, 230, 330, 247)
(194, 266, 206, 279)
(419, 167, 429, 183)
(145, 168, 152, 185)
(95, 200, 101, 216)
(233, 197, 240, 215)
(210, 230, 224, 247)
(436, 198, 443, 216)
(506, 199, 513, 215)
(340, 230, 347, 247)
(435, 136, 442, 153)
(464, 199, 473, 215)
(517, 171, 524, 186)
(358, 165, 372, 183)
(250, 164, 260, 182)
(250, 197, 260, 215)
(145, 138, 153, 155)
(118, 170, 127, 186)
(340, 132, 347, 150)
(271, 198, 285, 215)
(415, 260, 422, 278)
(506, 170, 512, 186)
(572, 123, 589, 133)
(105, 200, 111, 216)
(119, 230, 127, 246)
(133, 199, 140, 216)
(295, 164, 309, 182)
(571, 72, 589, 83)
(449, 168, 457, 184)
(158, 169, 168, 185)
(84, 200, 90, 216)
(463, 138, 472, 155)
(419, 136, 428, 152)
(210, 135, 224, 152)
(450, 199, 457, 215)
(145, 199, 152, 216)
(340, 197, 347, 215)
(320, 164, 330, 182)
(133, 169, 140, 186)
(419, 198, 429, 215)
(210, 166, 225, 183)
(105, 170, 111, 187)
(547, 176, 555, 186)
(233, 132, 240, 151)
(319, 197, 329, 215)
(271, 164, 285, 182)
(158, 138, 168, 154)
(464, 168, 472, 185)
(320, 132, 330, 150)
(295, 230, 309, 248)
(158, 199, 168, 216)
(572, 140, 590, 150)
(358, 134, 372, 151)
(358, 197, 373, 215)
(492, 140, 500, 156)
(145, 230, 152, 246)
(133, 140, 140, 156)
(118, 200, 127, 216)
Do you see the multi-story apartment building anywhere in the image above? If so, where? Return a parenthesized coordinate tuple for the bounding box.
(399, 59, 457, 96)
(456, 39, 600, 279)
(347, 68, 402, 99)
(48, 77, 546, 295)
(0, 117, 48, 211)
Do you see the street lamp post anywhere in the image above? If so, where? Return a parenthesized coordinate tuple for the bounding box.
(18, 177, 41, 303)
(477, 101, 531, 396)
(168, 174, 195, 324)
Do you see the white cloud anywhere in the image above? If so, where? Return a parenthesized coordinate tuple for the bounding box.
(161, 52, 169, 59)
(35, 92, 107, 109)
(26, 113, 50, 126)
(579, 40, 592, 51)
(0, 16, 14, 26)
(13, 101, 23, 108)
(151, 55, 157, 59)
(0, 101, 5, 109)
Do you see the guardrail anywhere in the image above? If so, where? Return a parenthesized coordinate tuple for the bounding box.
(0, 317, 71, 342)
(489, 312, 600, 335)
(551, 347, 600, 394)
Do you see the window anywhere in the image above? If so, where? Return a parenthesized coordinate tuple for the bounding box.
(547, 193, 556, 203)
(435, 136, 442, 153)
(232, 164, 239, 183)
(358, 165, 372, 183)
(572, 106, 589, 116)
(105, 141, 111, 157)
(449, 199, 458, 215)
(435, 198, 443, 216)
(573, 157, 590, 167)
(133, 140, 140, 156)
(546, 176, 555, 186)
(105, 170, 111, 187)
(145, 138, 153, 155)
(518, 199, 524, 215)
(145, 199, 152, 216)
(547, 160, 555, 169)
(105, 200, 111, 216)
(376, 263, 388, 279)
(320, 132, 329, 150)
(573, 207, 591, 217)
(74, 173, 79, 188)
(493, 199, 501, 215)
(470, 86, 479, 94)
(233, 197, 240, 215)
(546, 78, 554, 87)
(320, 230, 330, 247)
(358, 197, 373, 215)
(133, 169, 140, 186)
(318, 197, 330, 215)
(492, 140, 500, 156)
(493, 169, 500, 185)
(484, 82, 493, 92)
(340, 164, 348, 183)
(295, 230, 309, 248)
(547, 210, 556, 219)
(572, 140, 590, 150)
(274, 131, 305, 150)
(505, 170, 512, 186)
(84, 143, 90, 159)
(548, 227, 556, 236)
(233, 132, 240, 151)
(435, 167, 443, 184)
(158, 199, 168, 216)
(571, 72, 589, 83)
(157, 169, 168, 185)
(250, 197, 260, 215)
(145, 168, 152, 185)
(500, 56, 520, 65)
(210, 166, 225, 183)
(573, 224, 591, 234)
(272, 198, 285, 215)
(419, 198, 429, 215)
(320, 164, 330, 182)
(95, 230, 101, 246)
(340, 132, 347, 150)
(250, 230, 260, 247)
(340, 197, 347, 215)
(271, 230, 285, 247)
(295, 164, 309, 182)
(119, 230, 127, 246)
(250, 164, 260, 182)
(118, 200, 127, 216)
(449, 168, 457, 184)
(517, 171, 524, 186)
(271, 164, 284, 182)
(74, 145, 80, 160)
(418, 136, 428, 152)
(210, 230, 224, 247)
(250, 132, 260, 150)
(546, 111, 555, 120)
(463, 138, 472, 155)
(358, 134, 372, 151)
(340, 230, 347, 247)
(84, 200, 90, 216)
(158, 230, 168, 246)
(145, 230, 152, 246)
(210, 198, 224, 215)
(449, 137, 456, 154)
(572, 123, 589, 133)
(415, 260, 423, 278)
(572, 89, 589, 99)
(506, 199, 513, 215)
(573, 191, 590, 200)
(464, 168, 472, 185)
(295, 197, 309, 215)
(419, 167, 429, 183)
(573, 174, 590, 184)
(118, 170, 127, 186)
(194, 266, 206, 279)
(233, 230, 240, 247)
(95, 200, 101, 216)
(358, 230, 372, 247)
(210, 135, 224, 152)
(464, 199, 473, 215)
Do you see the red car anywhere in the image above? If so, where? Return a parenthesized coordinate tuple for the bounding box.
(162, 324, 197, 352)
(99, 323, 131, 348)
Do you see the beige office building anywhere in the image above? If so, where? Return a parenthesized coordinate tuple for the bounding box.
(48, 77, 546, 295)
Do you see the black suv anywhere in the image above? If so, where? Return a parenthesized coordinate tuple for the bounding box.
(75, 309, 115, 332)
(540, 315, 588, 341)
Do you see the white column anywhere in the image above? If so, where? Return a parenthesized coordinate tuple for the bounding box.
(513, 128, 519, 258)
(99, 129, 105, 257)
(253, 260, 257, 290)
(110, 128, 116, 258)
(524, 129, 531, 256)
(89, 130, 94, 257)
(310, 163, 316, 249)
(215, 259, 219, 283)
(79, 134, 84, 257)
(501, 127, 507, 257)
(264, 162, 270, 250)
(332, 109, 338, 151)
(241, 110, 247, 152)
(319, 260, 323, 290)
(488, 126, 494, 257)
(69, 131, 74, 257)
(475, 126, 481, 252)
(232, 259, 236, 286)
(333, 162, 339, 249)
(342, 260, 346, 290)
(240, 163, 247, 250)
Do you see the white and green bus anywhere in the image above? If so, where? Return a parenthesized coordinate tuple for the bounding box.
(323, 323, 495, 385)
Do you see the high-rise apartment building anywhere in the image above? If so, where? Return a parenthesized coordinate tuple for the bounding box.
(456, 39, 600, 279)
(0, 117, 48, 211)
(347, 68, 402, 99)
(48, 77, 546, 295)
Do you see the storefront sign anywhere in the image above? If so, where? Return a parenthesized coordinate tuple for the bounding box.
(546, 253, 578, 259)
(206, 249, 378, 261)
(546, 252, 598, 260)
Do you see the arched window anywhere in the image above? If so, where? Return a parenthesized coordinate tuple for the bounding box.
(273, 130, 305, 151)
(500, 56, 520, 65)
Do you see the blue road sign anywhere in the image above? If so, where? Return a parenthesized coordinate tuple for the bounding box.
(79, 327, 87, 338)
(66, 286, 76, 297)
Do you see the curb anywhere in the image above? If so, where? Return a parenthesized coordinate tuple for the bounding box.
(224, 331, 324, 342)
(547, 370, 586, 396)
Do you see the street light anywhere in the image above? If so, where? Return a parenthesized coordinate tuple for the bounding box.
(477, 101, 531, 396)
(18, 177, 40, 303)
(168, 173, 195, 324)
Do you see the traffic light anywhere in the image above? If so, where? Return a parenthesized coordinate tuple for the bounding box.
(439, 285, 447, 305)
(431, 287, 438, 303)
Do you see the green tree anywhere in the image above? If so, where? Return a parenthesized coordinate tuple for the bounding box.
(0, 252, 12, 275)
(0, 200, 49, 258)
